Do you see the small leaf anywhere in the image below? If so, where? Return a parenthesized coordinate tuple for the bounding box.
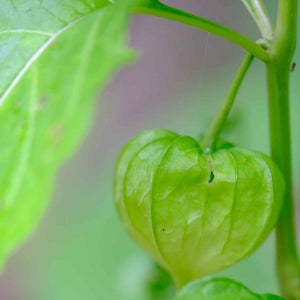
(146, 262, 176, 300)
(175, 278, 286, 300)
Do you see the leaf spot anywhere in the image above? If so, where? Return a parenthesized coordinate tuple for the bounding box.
(50, 123, 65, 147)
(18, 118, 25, 128)
(35, 94, 50, 111)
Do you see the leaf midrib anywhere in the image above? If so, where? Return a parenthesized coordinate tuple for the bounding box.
(0, 17, 82, 105)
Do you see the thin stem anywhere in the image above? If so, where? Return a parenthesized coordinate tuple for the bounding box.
(201, 53, 254, 152)
(240, 0, 274, 40)
(267, 0, 299, 299)
(133, 1, 270, 62)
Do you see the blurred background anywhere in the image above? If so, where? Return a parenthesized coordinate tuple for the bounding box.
(0, 0, 299, 299)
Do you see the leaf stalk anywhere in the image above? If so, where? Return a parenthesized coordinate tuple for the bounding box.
(133, 1, 270, 62)
(201, 53, 254, 152)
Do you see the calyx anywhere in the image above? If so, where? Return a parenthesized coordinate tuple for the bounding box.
(114, 130, 284, 287)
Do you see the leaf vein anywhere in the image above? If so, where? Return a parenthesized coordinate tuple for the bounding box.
(0, 17, 82, 106)
(0, 30, 53, 37)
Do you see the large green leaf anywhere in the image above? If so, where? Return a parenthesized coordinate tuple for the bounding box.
(0, 0, 134, 266)
(175, 278, 285, 300)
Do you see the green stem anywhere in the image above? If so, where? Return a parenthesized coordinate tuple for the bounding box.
(201, 53, 254, 152)
(133, 1, 270, 62)
(267, 0, 299, 299)
(267, 62, 300, 300)
(240, 0, 274, 40)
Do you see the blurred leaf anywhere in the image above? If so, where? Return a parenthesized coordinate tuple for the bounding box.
(0, 0, 134, 267)
(146, 263, 175, 300)
(175, 278, 286, 300)
(118, 255, 175, 300)
(0, 0, 111, 101)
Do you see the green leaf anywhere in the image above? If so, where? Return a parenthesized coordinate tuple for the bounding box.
(146, 262, 176, 300)
(175, 278, 286, 300)
(115, 129, 285, 288)
(0, 0, 134, 266)
(0, 0, 111, 101)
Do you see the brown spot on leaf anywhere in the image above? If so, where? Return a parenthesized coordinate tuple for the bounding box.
(13, 101, 22, 114)
(36, 94, 50, 111)
(17, 118, 24, 128)
(50, 123, 65, 147)
(48, 41, 60, 50)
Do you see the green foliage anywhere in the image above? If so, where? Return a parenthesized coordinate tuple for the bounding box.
(175, 278, 286, 300)
(0, 0, 298, 298)
(114, 129, 285, 287)
(0, 0, 134, 267)
(145, 262, 176, 300)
